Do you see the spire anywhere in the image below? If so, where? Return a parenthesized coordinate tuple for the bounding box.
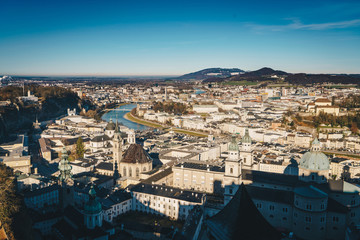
(58, 147, 72, 183)
(228, 135, 239, 151)
(113, 161, 120, 183)
(114, 113, 121, 134)
(242, 128, 252, 144)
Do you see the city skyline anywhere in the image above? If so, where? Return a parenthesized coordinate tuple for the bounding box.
(1, 0, 360, 75)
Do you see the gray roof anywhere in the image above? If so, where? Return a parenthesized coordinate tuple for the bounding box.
(130, 183, 204, 203)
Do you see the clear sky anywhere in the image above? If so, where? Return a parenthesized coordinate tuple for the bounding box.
(0, 0, 360, 76)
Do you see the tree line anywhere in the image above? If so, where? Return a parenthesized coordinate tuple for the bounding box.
(153, 101, 188, 115)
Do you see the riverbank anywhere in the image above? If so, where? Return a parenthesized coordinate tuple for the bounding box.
(124, 111, 208, 137)
(95, 102, 130, 120)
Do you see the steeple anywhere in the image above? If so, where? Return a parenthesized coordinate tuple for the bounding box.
(113, 117, 122, 174)
(241, 128, 252, 152)
(84, 185, 102, 229)
(228, 135, 239, 152)
(58, 147, 72, 183)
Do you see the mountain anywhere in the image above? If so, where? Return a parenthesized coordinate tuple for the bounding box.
(241, 67, 287, 77)
(179, 67, 360, 85)
(177, 68, 244, 80)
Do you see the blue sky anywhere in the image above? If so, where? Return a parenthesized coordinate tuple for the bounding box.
(0, 0, 359, 75)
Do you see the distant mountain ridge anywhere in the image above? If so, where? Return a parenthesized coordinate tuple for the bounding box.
(177, 68, 244, 80)
(178, 67, 360, 85)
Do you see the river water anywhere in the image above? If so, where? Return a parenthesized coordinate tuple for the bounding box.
(101, 104, 149, 131)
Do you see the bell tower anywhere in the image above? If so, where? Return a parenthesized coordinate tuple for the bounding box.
(241, 129, 253, 169)
(224, 135, 241, 205)
(113, 120, 122, 174)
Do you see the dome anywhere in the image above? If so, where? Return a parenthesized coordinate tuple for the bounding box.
(299, 139, 329, 171)
(242, 129, 251, 144)
(105, 119, 116, 130)
(228, 135, 239, 151)
(84, 186, 102, 214)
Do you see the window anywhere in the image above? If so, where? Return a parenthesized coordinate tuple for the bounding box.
(269, 215, 274, 218)
(320, 204, 325, 209)
(230, 168, 233, 174)
(129, 168, 132, 177)
(305, 227, 310, 231)
(136, 167, 140, 177)
(305, 216, 312, 222)
(306, 204, 312, 210)
(311, 175, 315, 180)
(283, 217, 287, 221)
(229, 189, 233, 194)
(143, 167, 147, 172)
(333, 216, 339, 222)
(256, 203, 262, 209)
(283, 208, 288, 213)
(269, 205, 275, 210)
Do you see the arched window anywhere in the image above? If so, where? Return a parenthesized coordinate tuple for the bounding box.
(136, 167, 140, 177)
(143, 167, 146, 172)
(230, 168, 233, 174)
(123, 167, 126, 176)
(129, 168, 132, 177)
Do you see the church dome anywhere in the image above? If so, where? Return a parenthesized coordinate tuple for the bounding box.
(299, 138, 329, 171)
(105, 119, 116, 130)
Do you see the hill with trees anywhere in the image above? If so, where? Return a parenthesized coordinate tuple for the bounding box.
(179, 67, 360, 85)
(0, 85, 80, 143)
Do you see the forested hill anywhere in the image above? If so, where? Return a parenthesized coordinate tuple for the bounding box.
(0, 86, 80, 143)
(192, 67, 360, 85)
(177, 68, 244, 80)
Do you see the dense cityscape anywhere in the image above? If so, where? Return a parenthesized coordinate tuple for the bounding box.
(1, 0, 360, 239)
(0, 71, 360, 239)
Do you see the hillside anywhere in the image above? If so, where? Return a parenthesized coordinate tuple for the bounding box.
(177, 68, 244, 80)
(0, 86, 80, 143)
(192, 67, 360, 85)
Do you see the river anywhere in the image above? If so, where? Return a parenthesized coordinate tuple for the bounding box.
(101, 104, 149, 131)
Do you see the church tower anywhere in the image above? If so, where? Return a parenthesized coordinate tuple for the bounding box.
(240, 129, 254, 169)
(128, 129, 136, 144)
(224, 135, 241, 205)
(58, 147, 74, 208)
(58, 147, 72, 184)
(113, 120, 122, 174)
(84, 185, 103, 229)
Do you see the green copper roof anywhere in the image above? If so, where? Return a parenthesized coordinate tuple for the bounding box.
(300, 140, 329, 171)
(242, 129, 251, 144)
(58, 147, 72, 182)
(84, 185, 102, 214)
(228, 135, 239, 151)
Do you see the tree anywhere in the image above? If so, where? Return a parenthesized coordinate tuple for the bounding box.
(0, 163, 32, 240)
(76, 137, 85, 159)
(351, 122, 359, 134)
